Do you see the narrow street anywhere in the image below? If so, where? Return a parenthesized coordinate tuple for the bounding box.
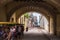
(20, 27, 60, 40)
(21, 27, 50, 40)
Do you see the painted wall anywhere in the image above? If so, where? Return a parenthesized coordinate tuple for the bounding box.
(10, 12, 16, 23)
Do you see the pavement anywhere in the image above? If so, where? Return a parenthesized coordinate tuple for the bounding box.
(21, 27, 60, 40)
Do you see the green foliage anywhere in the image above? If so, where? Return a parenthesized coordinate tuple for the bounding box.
(24, 13, 29, 18)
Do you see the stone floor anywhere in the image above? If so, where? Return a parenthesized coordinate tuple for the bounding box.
(21, 27, 60, 40)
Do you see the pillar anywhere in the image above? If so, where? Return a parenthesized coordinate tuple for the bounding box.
(50, 16, 54, 35)
(50, 15, 57, 35)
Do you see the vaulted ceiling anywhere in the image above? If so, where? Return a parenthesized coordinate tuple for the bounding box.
(0, 0, 60, 13)
(0, 0, 60, 6)
(0, 0, 60, 21)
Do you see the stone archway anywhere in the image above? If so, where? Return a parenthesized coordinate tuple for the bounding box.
(6, 1, 57, 35)
(6, 1, 57, 21)
(9, 7, 55, 35)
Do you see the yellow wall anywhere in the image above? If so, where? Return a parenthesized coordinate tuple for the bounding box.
(50, 17, 54, 35)
(10, 12, 16, 23)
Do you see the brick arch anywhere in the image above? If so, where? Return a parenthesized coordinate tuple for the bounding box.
(6, 1, 58, 21)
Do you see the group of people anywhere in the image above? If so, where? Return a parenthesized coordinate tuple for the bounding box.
(0, 24, 24, 40)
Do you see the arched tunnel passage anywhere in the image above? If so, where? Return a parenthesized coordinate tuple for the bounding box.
(6, 1, 57, 35)
(10, 10, 55, 35)
(6, 1, 58, 39)
(9, 11, 57, 40)
(0, 0, 60, 40)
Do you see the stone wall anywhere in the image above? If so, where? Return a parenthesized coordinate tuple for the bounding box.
(57, 14, 60, 36)
(0, 7, 7, 22)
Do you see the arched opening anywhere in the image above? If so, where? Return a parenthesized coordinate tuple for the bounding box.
(7, 2, 57, 39)
(0, 0, 60, 40)
(17, 12, 49, 34)
(8, 5, 57, 39)
(9, 10, 55, 35)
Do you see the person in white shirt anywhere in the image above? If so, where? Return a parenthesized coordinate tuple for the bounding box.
(10, 26, 16, 40)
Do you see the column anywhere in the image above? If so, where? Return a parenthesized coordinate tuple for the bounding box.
(50, 16, 54, 35)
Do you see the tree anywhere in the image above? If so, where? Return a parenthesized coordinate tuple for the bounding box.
(24, 13, 30, 18)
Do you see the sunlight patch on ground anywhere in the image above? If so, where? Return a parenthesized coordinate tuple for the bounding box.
(24, 27, 49, 34)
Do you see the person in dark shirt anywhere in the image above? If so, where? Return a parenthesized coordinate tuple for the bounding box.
(20, 24, 24, 36)
(0, 30, 4, 37)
